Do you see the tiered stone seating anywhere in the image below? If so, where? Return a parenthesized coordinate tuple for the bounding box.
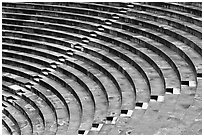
(2, 49, 91, 134)
(147, 2, 202, 17)
(2, 105, 21, 135)
(177, 2, 202, 9)
(1, 4, 194, 89)
(2, 87, 45, 134)
(132, 2, 202, 27)
(2, 119, 13, 135)
(2, 2, 202, 135)
(3, 94, 34, 133)
(2, 99, 32, 134)
(2, 74, 60, 134)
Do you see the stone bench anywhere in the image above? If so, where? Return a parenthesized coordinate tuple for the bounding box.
(2, 107, 21, 135)
(1, 6, 198, 86)
(2, 87, 45, 134)
(2, 119, 13, 135)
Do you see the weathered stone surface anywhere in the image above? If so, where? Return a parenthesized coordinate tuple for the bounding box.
(2, 2, 201, 135)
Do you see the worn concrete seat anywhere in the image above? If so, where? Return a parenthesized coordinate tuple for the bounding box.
(11, 1, 200, 28)
(2, 64, 76, 134)
(2, 108, 21, 135)
(95, 3, 201, 39)
(1, 22, 163, 97)
(83, 3, 201, 133)
(1, 12, 169, 123)
(2, 31, 135, 109)
(3, 83, 46, 128)
(2, 15, 180, 96)
(88, 2, 201, 39)
(115, 12, 201, 55)
(49, 2, 202, 40)
(147, 2, 202, 17)
(2, 2, 202, 135)
(2, 42, 110, 133)
(3, 40, 104, 108)
(4, 4, 199, 79)
(46, 3, 201, 133)
(3, 93, 34, 134)
(33, 2, 199, 134)
(132, 2, 202, 27)
(177, 2, 202, 9)
(2, 32, 145, 134)
(1, 24, 147, 103)
(11, 2, 201, 55)
(2, 34, 132, 112)
(15, 50, 108, 132)
(2, 51, 103, 134)
(1, 5, 198, 85)
(25, 2, 201, 59)
(2, 100, 33, 135)
(1, 17, 190, 99)
(2, 30, 150, 124)
(2, 74, 61, 135)
(2, 87, 45, 134)
(2, 54, 85, 134)
(2, 66, 59, 134)
(3, 24, 161, 135)
(2, 40, 118, 114)
(2, 119, 13, 135)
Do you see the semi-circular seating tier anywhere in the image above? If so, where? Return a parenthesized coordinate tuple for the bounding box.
(2, 2, 202, 135)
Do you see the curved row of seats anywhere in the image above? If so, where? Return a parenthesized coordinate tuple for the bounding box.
(2, 2, 202, 135)
(15, 2, 201, 54)
(2, 84, 45, 134)
(1, 5, 199, 81)
(176, 2, 202, 9)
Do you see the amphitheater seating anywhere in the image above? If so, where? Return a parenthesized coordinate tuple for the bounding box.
(2, 2, 202, 135)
